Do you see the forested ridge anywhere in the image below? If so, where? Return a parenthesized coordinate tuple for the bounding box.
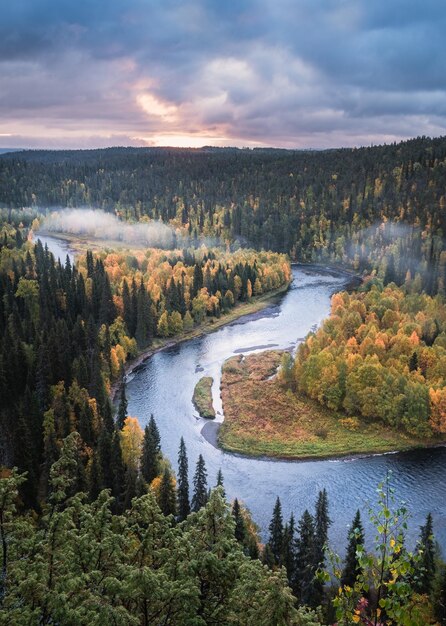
(2, 136, 446, 292)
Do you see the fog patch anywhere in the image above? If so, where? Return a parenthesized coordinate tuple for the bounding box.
(40, 208, 180, 249)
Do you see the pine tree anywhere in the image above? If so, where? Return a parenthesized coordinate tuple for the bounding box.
(268, 497, 283, 566)
(116, 381, 128, 430)
(158, 467, 177, 517)
(191, 454, 208, 512)
(341, 510, 365, 587)
(416, 512, 436, 594)
(177, 437, 190, 521)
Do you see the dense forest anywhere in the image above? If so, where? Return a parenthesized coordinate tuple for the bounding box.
(0, 218, 289, 507)
(1, 136, 446, 293)
(292, 278, 446, 438)
(3, 138, 446, 623)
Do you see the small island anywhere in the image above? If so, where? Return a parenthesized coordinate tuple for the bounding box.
(193, 376, 216, 419)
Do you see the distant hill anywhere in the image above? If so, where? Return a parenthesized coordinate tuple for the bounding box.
(1, 136, 446, 293)
(0, 148, 21, 155)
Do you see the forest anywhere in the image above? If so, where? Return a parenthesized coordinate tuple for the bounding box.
(0, 218, 289, 506)
(2, 138, 446, 624)
(1, 136, 446, 293)
(293, 278, 446, 438)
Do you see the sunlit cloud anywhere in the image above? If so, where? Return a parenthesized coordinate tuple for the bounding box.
(0, 0, 445, 149)
(136, 93, 178, 122)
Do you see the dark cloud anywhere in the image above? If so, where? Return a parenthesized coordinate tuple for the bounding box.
(0, 0, 445, 148)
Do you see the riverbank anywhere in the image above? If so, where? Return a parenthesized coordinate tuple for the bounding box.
(111, 281, 290, 401)
(218, 350, 441, 461)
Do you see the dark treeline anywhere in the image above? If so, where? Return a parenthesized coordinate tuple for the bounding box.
(2, 136, 446, 292)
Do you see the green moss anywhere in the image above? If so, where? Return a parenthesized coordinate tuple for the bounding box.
(193, 377, 216, 419)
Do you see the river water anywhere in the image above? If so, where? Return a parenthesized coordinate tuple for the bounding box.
(41, 234, 446, 553)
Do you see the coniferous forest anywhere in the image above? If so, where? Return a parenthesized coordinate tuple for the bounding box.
(1, 139, 446, 624)
(2, 136, 446, 294)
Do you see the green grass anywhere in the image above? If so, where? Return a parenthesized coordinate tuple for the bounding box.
(193, 377, 216, 419)
(219, 351, 440, 460)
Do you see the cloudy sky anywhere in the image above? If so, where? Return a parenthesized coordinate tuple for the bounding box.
(1, 0, 445, 149)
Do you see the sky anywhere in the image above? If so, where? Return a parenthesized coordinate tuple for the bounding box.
(1, 0, 446, 150)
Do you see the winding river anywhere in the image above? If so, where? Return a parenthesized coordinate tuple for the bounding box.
(41, 235, 446, 552)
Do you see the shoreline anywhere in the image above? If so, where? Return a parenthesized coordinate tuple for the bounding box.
(202, 420, 446, 464)
(111, 280, 291, 402)
(215, 348, 446, 464)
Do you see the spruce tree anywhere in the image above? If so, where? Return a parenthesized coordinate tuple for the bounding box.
(191, 454, 208, 512)
(148, 413, 161, 453)
(314, 488, 331, 569)
(293, 509, 316, 606)
(282, 513, 296, 582)
(232, 498, 247, 544)
(341, 510, 365, 587)
(313, 488, 331, 605)
(268, 497, 283, 566)
(215, 468, 225, 498)
(110, 431, 126, 513)
(141, 424, 160, 484)
(97, 427, 113, 489)
(116, 382, 128, 431)
(416, 513, 436, 594)
(159, 467, 177, 517)
(177, 437, 190, 521)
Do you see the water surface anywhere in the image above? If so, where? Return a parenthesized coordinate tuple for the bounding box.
(42, 234, 446, 551)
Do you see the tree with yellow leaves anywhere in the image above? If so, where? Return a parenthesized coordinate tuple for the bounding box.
(120, 416, 143, 470)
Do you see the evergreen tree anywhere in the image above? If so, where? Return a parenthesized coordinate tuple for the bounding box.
(177, 437, 190, 521)
(416, 512, 436, 594)
(158, 467, 177, 517)
(116, 381, 128, 430)
(191, 454, 208, 512)
(110, 431, 126, 513)
(293, 509, 316, 606)
(341, 509, 365, 587)
(97, 427, 113, 490)
(148, 413, 161, 452)
(215, 468, 225, 498)
(282, 513, 296, 582)
(232, 498, 247, 544)
(268, 497, 283, 566)
(89, 451, 102, 501)
(314, 488, 331, 569)
(312, 488, 331, 604)
(141, 424, 160, 484)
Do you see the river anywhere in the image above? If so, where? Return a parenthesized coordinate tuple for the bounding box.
(41, 234, 446, 553)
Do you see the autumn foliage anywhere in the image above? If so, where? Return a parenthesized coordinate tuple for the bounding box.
(294, 280, 446, 437)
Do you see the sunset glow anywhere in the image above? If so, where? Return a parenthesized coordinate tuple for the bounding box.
(1, 1, 445, 149)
